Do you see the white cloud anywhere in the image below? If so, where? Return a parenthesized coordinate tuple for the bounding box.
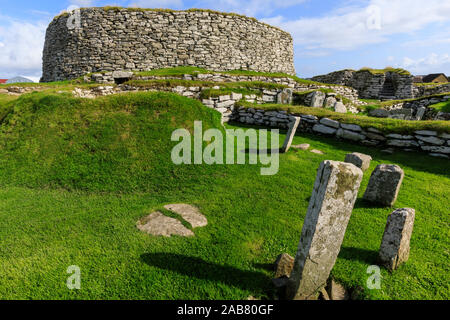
(193, 0, 307, 17)
(0, 17, 47, 79)
(130, 0, 184, 9)
(69, 0, 95, 6)
(401, 53, 450, 74)
(263, 0, 450, 51)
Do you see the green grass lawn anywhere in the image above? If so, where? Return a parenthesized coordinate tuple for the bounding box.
(429, 100, 450, 113)
(0, 92, 448, 300)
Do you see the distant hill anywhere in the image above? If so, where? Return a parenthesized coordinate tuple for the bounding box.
(6, 76, 34, 84)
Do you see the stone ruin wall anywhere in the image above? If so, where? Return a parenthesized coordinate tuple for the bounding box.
(41, 7, 296, 82)
(311, 70, 415, 100)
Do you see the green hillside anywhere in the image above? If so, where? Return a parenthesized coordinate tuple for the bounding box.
(0, 91, 448, 300)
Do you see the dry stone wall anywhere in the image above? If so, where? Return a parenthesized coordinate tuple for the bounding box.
(311, 70, 415, 100)
(233, 108, 450, 159)
(369, 94, 450, 121)
(89, 71, 365, 110)
(415, 83, 450, 97)
(41, 7, 295, 82)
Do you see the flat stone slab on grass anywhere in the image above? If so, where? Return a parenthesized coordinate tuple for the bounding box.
(164, 204, 208, 228)
(137, 212, 194, 237)
(310, 149, 324, 155)
(292, 143, 310, 150)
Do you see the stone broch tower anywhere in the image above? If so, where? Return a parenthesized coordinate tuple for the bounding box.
(41, 7, 296, 82)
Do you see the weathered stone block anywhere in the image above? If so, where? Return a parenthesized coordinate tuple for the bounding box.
(379, 208, 415, 270)
(313, 124, 337, 135)
(310, 91, 326, 108)
(320, 118, 340, 129)
(287, 161, 363, 300)
(336, 128, 365, 141)
(345, 152, 372, 171)
(277, 88, 293, 105)
(363, 164, 404, 207)
(333, 101, 347, 113)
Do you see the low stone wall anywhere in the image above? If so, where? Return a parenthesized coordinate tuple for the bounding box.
(415, 83, 450, 97)
(232, 107, 450, 159)
(72, 83, 287, 123)
(293, 91, 359, 114)
(90, 71, 365, 107)
(369, 94, 450, 121)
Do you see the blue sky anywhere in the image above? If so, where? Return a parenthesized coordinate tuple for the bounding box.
(1, 0, 450, 81)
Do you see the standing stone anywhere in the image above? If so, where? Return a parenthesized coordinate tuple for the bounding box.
(379, 208, 415, 270)
(334, 101, 347, 113)
(345, 152, 372, 171)
(415, 107, 426, 121)
(325, 96, 337, 108)
(281, 117, 301, 153)
(363, 164, 404, 207)
(277, 88, 293, 105)
(287, 161, 363, 300)
(310, 91, 326, 108)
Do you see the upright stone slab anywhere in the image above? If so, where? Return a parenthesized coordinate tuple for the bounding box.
(310, 91, 326, 108)
(363, 164, 404, 207)
(345, 152, 372, 171)
(277, 88, 293, 105)
(287, 161, 363, 300)
(281, 117, 301, 153)
(379, 208, 415, 270)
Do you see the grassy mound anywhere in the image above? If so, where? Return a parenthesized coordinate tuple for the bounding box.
(0, 92, 222, 192)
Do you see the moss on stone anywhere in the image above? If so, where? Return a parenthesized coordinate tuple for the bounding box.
(357, 67, 411, 76)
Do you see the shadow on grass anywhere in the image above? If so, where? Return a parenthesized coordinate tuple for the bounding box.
(140, 253, 271, 292)
(339, 247, 379, 265)
(353, 198, 389, 209)
(240, 148, 281, 154)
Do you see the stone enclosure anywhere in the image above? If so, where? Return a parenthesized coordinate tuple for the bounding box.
(311, 69, 415, 100)
(41, 7, 295, 82)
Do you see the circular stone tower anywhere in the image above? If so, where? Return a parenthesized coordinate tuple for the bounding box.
(41, 7, 296, 82)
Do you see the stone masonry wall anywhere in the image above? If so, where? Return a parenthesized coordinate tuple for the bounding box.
(311, 70, 415, 100)
(41, 7, 295, 82)
(89, 71, 364, 108)
(233, 108, 450, 159)
(415, 83, 450, 98)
